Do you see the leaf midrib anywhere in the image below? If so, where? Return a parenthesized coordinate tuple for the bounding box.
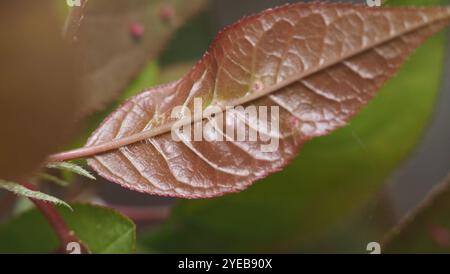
(47, 7, 450, 162)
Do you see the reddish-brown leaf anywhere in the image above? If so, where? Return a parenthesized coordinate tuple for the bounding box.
(67, 0, 208, 114)
(57, 3, 450, 198)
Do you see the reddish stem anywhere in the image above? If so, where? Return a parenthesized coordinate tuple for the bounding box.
(20, 182, 89, 254)
(111, 205, 171, 224)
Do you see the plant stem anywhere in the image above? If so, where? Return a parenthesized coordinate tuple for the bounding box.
(110, 204, 171, 224)
(20, 182, 89, 254)
(381, 173, 450, 247)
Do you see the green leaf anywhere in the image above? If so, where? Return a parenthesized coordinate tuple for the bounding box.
(0, 180, 71, 210)
(0, 204, 136, 254)
(38, 173, 70, 187)
(142, 3, 449, 252)
(46, 161, 95, 180)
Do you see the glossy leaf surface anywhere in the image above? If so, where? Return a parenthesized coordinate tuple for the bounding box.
(86, 3, 450, 198)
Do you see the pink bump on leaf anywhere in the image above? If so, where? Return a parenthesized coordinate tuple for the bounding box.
(252, 80, 263, 92)
(159, 5, 176, 22)
(129, 22, 145, 39)
(428, 224, 450, 248)
(290, 116, 300, 128)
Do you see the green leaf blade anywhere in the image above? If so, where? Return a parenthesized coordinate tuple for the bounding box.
(46, 162, 95, 180)
(0, 204, 136, 254)
(0, 180, 72, 210)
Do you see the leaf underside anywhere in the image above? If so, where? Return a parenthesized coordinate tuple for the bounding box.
(86, 3, 450, 198)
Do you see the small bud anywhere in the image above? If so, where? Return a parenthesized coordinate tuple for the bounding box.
(159, 5, 176, 23)
(252, 80, 264, 92)
(428, 225, 450, 247)
(129, 22, 145, 40)
(290, 116, 300, 128)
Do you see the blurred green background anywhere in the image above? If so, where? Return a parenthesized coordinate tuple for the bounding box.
(1, 0, 450, 254)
